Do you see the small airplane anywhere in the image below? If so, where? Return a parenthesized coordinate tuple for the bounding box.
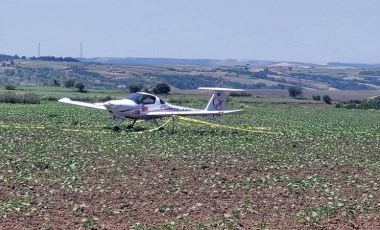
(58, 87, 245, 129)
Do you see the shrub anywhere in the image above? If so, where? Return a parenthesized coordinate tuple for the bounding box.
(68, 96, 93, 102)
(340, 98, 380, 110)
(229, 91, 252, 97)
(129, 85, 142, 93)
(75, 82, 87, 93)
(0, 91, 40, 104)
(349, 100, 362, 104)
(4, 84, 16, 90)
(42, 96, 58, 101)
(152, 83, 171, 94)
(322, 95, 332, 104)
(100, 95, 113, 102)
(345, 104, 357, 109)
(312, 95, 321, 101)
(64, 79, 75, 88)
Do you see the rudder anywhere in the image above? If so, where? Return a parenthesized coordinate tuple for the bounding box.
(198, 87, 244, 112)
(205, 91, 227, 111)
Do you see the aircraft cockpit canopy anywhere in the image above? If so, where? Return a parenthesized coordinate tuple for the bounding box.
(125, 93, 159, 105)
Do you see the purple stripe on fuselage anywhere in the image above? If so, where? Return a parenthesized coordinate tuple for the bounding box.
(119, 108, 139, 112)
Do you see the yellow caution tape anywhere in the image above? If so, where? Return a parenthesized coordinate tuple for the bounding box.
(176, 116, 279, 134)
(0, 118, 172, 134)
(133, 118, 172, 134)
(0, 116, 278, 134)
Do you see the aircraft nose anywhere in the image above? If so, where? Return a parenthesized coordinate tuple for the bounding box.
(103, 102, 110, 107)
(104, 99, 138, 111)
(104, 102, 117, 109)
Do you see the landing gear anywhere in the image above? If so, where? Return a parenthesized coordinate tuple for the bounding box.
(126, 119, 137, 129)
(170, 116, 177, 134)
(152, 119, 159, 127)
(109, 118, 172, 133)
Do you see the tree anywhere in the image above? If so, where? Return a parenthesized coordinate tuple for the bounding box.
(322, 95, 332, 104)
(64, 79, 75, 88)
(75, 82, 86, 93)
(288, 86, 302, 98)
(152, 83, 171, 94)
(129, 85, 142, 93)
(53, 79, 60, 86)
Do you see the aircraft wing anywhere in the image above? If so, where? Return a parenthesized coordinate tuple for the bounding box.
(58, 98, 107, 110)
(146, 109, 244, 117)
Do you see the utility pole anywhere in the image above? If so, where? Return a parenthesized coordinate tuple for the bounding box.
(80, 42, 83, 58)
(38, 42, 40, 57)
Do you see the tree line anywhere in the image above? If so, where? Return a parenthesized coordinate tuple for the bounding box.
(29, 56, 79, 62)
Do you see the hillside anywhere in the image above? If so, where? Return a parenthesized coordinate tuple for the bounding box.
(1, 56, 380, 101)
(84, 57, 380, 69)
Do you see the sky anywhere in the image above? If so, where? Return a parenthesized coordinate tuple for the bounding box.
(1, 0, 379, 63)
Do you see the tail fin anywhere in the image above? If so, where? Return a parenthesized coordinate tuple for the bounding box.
(205, 91, 227, 111)
(198, 87, 245, 111)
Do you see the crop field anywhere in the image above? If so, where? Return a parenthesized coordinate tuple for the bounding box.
(1, 96, 380, 229)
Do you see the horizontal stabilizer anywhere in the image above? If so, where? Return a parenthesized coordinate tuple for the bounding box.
(198, 87, 245, 92)
(58, 98, 107, 110)
(198, 87, 244, 111)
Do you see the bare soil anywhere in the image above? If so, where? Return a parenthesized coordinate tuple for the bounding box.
(1, 154, 379, 229)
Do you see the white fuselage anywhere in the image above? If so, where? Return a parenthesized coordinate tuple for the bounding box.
(105, 93, 197, 120)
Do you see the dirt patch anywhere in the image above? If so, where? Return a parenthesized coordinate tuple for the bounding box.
(1, 154, 379, 229)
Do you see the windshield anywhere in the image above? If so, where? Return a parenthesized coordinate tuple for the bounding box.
(125, 93, 143, 104)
